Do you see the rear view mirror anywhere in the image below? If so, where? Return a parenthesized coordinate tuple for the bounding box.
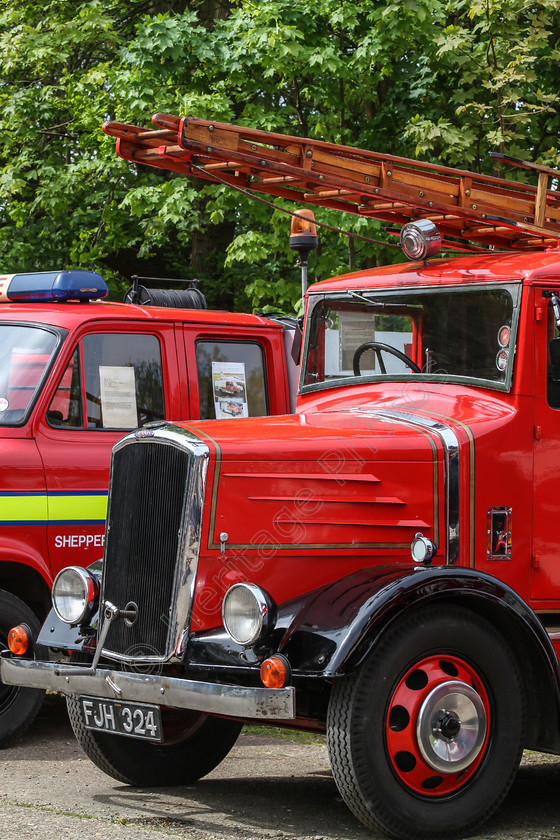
(291, 317, 303, 365)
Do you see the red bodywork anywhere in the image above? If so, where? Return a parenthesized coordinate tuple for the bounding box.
(94, 121, 560, 649)
(6, 116, 560, 840)
(6, 114, 557, 840)
(0, 300, 292, 611)
(97, 116, 560, 647)
(165, 248, 560, 660)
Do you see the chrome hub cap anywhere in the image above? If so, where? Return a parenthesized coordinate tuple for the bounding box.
(416, 680, 487, 773)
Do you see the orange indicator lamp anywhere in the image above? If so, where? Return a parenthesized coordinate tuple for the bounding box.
(7, 624, 30, 656)
(260, 655, 290, 689)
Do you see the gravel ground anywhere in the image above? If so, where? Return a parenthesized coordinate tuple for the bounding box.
(2, 694, 560, 840)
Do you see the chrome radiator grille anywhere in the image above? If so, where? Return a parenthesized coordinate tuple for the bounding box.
(100, 429, 208, 663)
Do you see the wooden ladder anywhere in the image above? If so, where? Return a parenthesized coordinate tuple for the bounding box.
(103, 113, 560, 252)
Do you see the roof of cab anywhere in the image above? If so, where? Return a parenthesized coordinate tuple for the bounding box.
(310, 247, 560, 294)
(0, 299, 285, 332)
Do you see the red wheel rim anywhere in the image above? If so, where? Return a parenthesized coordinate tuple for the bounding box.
(385, 655, 490, 796)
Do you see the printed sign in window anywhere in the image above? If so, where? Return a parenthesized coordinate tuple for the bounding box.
(211, 361, 248, 419)
(99, 366, 137, 428)
(339, 311, 376, 371)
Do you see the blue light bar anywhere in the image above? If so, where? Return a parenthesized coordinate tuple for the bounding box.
(0, 270, 109, 303)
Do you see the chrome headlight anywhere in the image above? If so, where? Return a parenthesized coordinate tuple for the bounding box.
(52, 566, 99, 624)
(222, 583, 274, 646)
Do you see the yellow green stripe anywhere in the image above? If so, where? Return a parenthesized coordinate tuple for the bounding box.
(0, 495, 47, 522)
(47, 494, 108, 522)
(0, 493, 107, 524)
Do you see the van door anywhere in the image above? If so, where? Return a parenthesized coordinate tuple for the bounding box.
(183, 326, 289, 421)
(532, 286, 560, 601)
(36, 326, 174, 578)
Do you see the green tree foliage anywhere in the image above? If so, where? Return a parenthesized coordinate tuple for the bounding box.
(0, 0, 558, 310)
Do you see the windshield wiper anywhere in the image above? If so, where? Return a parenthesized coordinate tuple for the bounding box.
(346, 290, 382, 304)
(345, 291, 417, 310)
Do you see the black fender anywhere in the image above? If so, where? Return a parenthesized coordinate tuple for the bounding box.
(279, 563, 560, 752)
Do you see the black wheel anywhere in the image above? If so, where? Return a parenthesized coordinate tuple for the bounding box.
(0, 590, 46, 747)
(67, 695, 242, 785)
(352, 341, 421, 376)
(327, 605, 525, 840)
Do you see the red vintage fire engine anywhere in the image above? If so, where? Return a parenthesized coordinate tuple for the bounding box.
(3, 114, 560, 840)
(0, 271, 294, 745)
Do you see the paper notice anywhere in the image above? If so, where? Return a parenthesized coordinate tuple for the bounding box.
(339, 310, 375, 371)
(99, 366, 137, 428)
(211, 361, 248, 419)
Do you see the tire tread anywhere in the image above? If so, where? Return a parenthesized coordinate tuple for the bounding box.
(327, 605, 526, 840)
(66, 694, 242, 786)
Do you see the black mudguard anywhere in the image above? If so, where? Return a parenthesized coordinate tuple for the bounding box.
(277, 563, 560, 752)
(279, 564, 558, 676)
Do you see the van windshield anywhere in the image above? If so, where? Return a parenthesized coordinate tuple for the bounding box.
(302, 285, 518, 392)
(0, 325, 59, 424)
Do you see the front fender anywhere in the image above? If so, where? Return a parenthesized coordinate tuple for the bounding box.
(280, 564, 560, 750)
(280, 565, 560, 685)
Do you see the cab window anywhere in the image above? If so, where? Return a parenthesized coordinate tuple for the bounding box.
(48, 333, 165, 430)
(0, 324, 59, 425)
(195, 340, 268, 419)
(547, 302, 560, 409)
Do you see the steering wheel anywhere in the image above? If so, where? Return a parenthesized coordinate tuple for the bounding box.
(352, 342, 421, 376)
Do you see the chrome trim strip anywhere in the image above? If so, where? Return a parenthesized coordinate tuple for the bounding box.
(0, 654, 295, 720)
(101, 424, 209, 664)
(370, 410, 460, 565)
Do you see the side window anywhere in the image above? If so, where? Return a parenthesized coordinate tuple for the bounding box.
(196, 340, 268, 420)
(547, 304, 560, 409)
(48, 333, 165, 430)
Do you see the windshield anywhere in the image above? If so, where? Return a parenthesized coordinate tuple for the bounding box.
(0, 325, 59, 424)
(303, 285, 518, 391)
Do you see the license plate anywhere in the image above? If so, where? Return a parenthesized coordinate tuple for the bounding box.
(79, 696, 163, 741)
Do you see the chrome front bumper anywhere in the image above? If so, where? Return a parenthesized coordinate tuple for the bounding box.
(0, 653, 295, 720)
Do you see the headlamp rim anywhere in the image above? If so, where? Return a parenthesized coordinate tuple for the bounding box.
(52, 565, 99, 625)
(222, 582, 274, 647)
